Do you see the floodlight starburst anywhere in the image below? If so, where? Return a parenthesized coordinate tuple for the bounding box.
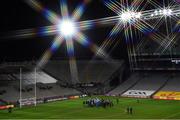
(103, 0, 180, 70)
(162, 9, 172, 16)
(120, 10, 141, 22)
(58, 19, 77, 37)
(9, 0, 112, 84)
(120, 11, 133, 22)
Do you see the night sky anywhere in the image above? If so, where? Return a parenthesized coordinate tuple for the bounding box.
(0, 0, 128, 62)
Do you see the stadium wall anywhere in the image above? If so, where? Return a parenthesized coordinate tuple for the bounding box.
(121, 90, 155, 98)
(153, 91, 180, 100)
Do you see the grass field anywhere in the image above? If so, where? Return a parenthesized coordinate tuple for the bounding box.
(0, 96, 180, 119)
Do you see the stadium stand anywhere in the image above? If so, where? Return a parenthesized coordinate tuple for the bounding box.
(122, 72, 172, 98)
(43, 60, 123, 84)
(0, 83, 81, 102)
(128, 72, 169, 91)
(158, 73, 180, 91)
(13, 71, 57, 85)
(0, 63, 81, 102)
(107, 72, 173, 98)
(107, 73, 140, 96)
(0, 60, 125, 102)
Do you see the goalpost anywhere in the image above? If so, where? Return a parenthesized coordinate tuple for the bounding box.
(19, 67, 37, 108)
(19, 67, 22, 108)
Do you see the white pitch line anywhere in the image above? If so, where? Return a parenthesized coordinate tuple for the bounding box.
(165, 111, 180, 119)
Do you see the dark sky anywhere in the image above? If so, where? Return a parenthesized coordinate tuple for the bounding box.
(0, 0, 129, 62)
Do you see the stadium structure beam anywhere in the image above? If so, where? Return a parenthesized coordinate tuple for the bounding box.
(79, 5, 180, 27)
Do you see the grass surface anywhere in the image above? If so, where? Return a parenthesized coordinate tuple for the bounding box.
(0, 96, 180, 119)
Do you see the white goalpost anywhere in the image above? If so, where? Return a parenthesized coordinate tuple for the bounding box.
(34, 67, 37, 107)
(19, 67, 37, 108)
(19, 67, 22, 108)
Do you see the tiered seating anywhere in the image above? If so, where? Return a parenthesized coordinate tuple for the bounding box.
(107, 73, 140, 96)
(0, 89, 6, 95)
(0, 86, 19, 102)
(108, 72, 170, 97)
(78, 60, 122, 83)
(0, 64, 81, 102)
(159, 74, 180, 91)
(13, 71, 57, 85)
(153, 73, 180, 100)
(128, 73, 168, 91)
(44, 60, 123, 84)
(36, 84, 80, 98)
(0, 74, 15, 81)
(0, 83, 81, 102)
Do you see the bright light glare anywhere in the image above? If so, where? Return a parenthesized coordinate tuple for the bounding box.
(58, 20, 76, 37)
(162, 9, 172, 16)
(120, 11, 141, 22)
(136, 12, 142, 18)
(121, 11, 132, 22)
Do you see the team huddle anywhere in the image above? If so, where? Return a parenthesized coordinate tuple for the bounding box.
(83, 98, 114, 108)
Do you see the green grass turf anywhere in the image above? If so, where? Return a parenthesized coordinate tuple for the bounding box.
(0, 96, 180, 119)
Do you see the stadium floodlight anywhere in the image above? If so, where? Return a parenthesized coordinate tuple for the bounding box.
(162, 9, 172, 16)
(154, 10, 158, 15)
(120, 11, 132, 22)
(120, 10, 141, 22)
(135, 12, 142, 19)
(58, 19, 77, 37)
(151, 9, 172, 17)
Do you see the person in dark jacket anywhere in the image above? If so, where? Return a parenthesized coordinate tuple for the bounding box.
(126, 107, 130, 114)
(129, 107, 133, 115)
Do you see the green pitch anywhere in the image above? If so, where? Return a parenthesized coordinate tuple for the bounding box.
(0, 96, 180, 119)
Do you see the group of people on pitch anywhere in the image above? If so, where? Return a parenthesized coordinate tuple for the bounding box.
(83, 98, 114, 108)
